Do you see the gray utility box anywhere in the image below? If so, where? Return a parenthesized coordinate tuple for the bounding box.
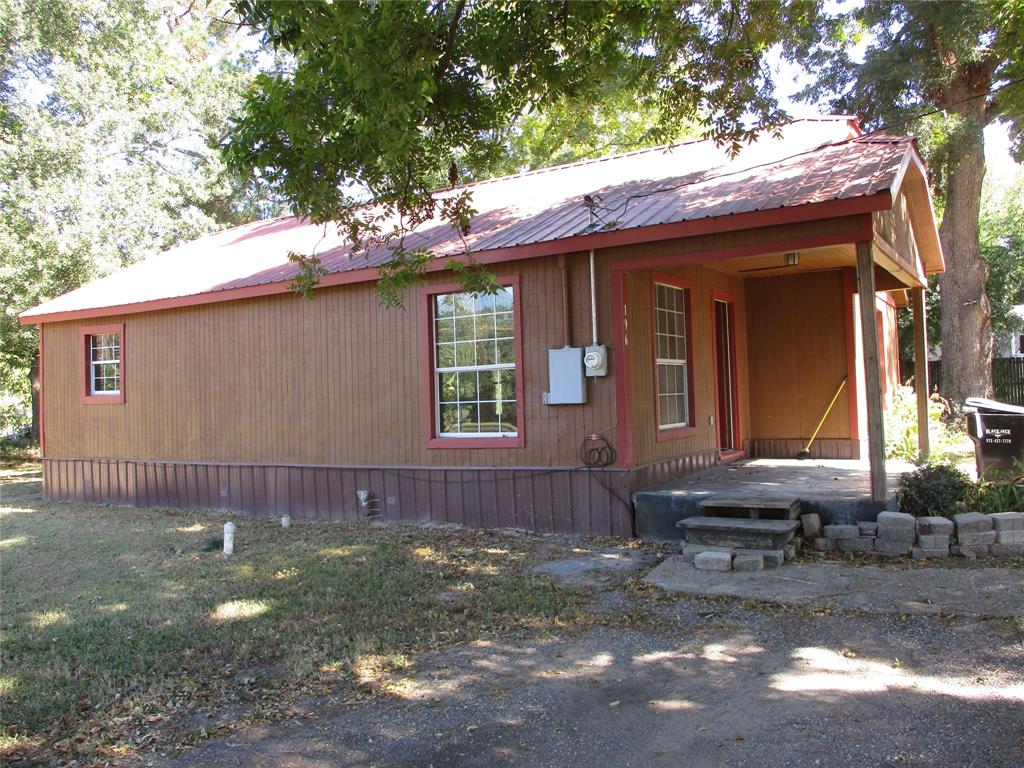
(546, 347, 586, 404)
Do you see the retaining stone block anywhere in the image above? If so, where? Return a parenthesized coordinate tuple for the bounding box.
(996, 530, 1024, 544)
(990, 511, 1024, 531)
(858, 522, 878, 537)
(951, 544, 989, 558)
(734, 549, 785, 568)
(878, 528, 917, 544)
(837, 537, 875, 553)
(732, 553, 764, 572)
(912, 547, 949, 560)
(916, 516, 954, 536)
(991, 543, 1024, 557)
(801, 513, 822, 538)
(916, 534, 951, 549)
(694, 551, 733, 571)
(958, 531, 997, 546)
(823, 524, 859, 540)
(874, 539, 912, 556)
(681, 544, 732, 563)
(812, 537, 832, 552)
(954, 512, 994, 534)
(877, 511, 915, 531)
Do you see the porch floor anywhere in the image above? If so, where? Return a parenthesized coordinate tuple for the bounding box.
(633, 458, 915, 541)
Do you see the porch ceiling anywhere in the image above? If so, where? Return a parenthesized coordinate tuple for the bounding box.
(706, 242, 923, 293)
(705, 243, 854, 278)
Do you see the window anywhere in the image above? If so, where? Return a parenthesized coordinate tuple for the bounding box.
(89, 333, 121, 395)
(653, 279, 693, 431)
(432, 286, 518, 439)
(81, 323, 124, 404)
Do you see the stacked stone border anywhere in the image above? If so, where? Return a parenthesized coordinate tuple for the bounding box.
(807, 510, 1024, 560)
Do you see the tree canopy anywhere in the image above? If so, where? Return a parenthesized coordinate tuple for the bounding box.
(791, 0, 1024, 403)
(226, 0, 821, 302)
(0, 0, 281, 435)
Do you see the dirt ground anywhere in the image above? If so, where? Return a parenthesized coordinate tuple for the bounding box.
(156, 572, 1024, 768)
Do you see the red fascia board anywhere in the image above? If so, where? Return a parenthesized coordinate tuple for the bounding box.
(19, 192, 894, 326)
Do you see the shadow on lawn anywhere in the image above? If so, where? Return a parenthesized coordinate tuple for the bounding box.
(0, 500, 584, 767)
(152, 610, 1024, 768)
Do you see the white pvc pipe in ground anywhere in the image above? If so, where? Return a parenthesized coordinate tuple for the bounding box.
(223, 521, 235, 555)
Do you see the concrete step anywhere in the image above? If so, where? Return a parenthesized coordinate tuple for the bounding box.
(678, 516, 800, 550)
(699, 498, 801, 521)
(681, 543, 785, 568)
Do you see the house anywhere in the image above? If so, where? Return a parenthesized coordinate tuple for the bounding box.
(994, 305, 1024, 359)
(19, 117, 943, 537)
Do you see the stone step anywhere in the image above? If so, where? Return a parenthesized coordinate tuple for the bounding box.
(699, 498, 801, 521)
(681, 543, 785, 568)
(678, 516, 800, 550)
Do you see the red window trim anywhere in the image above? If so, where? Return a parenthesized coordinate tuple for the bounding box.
(80, 323, 125, 405)
(420, 275, 525, 449)
(651, 273, 697, 441)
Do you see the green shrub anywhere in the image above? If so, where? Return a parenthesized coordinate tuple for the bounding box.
(884, 385, 969, 463)
(970, 462, 1024, 514)
(897, 463, 974, 518)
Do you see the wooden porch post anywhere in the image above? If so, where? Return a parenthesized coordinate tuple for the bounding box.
(911, 287, 931, 460)
(856, 241, 887, 501)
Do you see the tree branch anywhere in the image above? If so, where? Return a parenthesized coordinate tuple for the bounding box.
(433, 0, 467, 84)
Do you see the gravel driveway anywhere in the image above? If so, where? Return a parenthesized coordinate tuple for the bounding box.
(156, 569, 1024, 768)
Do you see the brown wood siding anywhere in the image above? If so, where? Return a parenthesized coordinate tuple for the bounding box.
(617, 264, 748, 469)
(873, 191, 925, 282)
(744, 271, 851, 442)
(41, 214, 862, 476)
(42, 258, 618, 468)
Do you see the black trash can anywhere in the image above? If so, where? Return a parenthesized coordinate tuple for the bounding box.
(964, 397, 1024, 481)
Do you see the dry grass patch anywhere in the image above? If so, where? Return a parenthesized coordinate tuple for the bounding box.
(0, 492, 588, 766)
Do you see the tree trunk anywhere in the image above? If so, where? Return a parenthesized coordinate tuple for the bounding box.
(30, 356, 40, 445)
(937, 114, 993, 405)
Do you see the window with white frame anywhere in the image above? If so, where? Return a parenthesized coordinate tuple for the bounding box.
(433, 287, 517, 437)
(654, 281, 692, 429)
(88, 332, 121, 395)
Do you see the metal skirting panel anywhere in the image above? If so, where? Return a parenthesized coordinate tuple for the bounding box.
(747, 438, 862, 460)
(628, 450, 721, 492)
(41, 458, 634, 538)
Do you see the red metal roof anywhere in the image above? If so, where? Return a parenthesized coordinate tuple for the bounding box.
(21, 117, 936, 323)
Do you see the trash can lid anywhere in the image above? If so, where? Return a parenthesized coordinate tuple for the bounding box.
(964, 397, 1024, 415)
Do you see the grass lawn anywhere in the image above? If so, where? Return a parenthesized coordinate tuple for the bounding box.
(0, 460, 594, 766)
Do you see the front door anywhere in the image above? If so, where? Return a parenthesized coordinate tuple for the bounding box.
(713, 297, 738, 453)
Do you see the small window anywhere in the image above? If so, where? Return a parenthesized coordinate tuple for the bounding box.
(654, 280, 693, 430)
(88, 332, 121, 395)
(433, 287, 518, 437)
(81, 323, 124, 404)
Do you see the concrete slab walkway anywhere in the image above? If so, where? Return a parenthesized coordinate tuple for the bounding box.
(645, 555, 1024, 618)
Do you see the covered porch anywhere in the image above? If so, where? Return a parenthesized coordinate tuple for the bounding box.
(613, 147, 944, 531)
(633, 457, 916, 540)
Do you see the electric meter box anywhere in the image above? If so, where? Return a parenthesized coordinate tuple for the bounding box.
(546, 347, 586, 404)
(584, 344, 608, 377)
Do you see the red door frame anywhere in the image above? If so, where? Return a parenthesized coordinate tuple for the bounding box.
(711, 290, 744, 458)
